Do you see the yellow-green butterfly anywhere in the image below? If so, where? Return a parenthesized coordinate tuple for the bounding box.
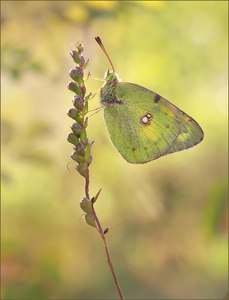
(95, 36, 204, 164)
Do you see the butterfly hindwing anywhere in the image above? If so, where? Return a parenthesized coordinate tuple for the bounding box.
(103, 82, 204, 164)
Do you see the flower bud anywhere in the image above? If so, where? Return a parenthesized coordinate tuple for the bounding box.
(75, 142, 85, 156)
(70, 49, 81, 64)
(67, 133, 79, 145)
(69, 68, 84, 86)
(73, 95, 84, 111)
(67, 81, 82, 95)
(71, 123, 83, 137)
(67, 108, 78, 120)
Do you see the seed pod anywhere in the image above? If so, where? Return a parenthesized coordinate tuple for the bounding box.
(80, 197, 92, 214)
(76, 162, 88, 177)
(85, 213, 96, 228)
(71, 151, 85, 163)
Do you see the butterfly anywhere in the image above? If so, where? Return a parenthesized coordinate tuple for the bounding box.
(95, 36, 204, 164)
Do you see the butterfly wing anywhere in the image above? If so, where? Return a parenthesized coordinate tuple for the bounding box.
(103, 82, 204, 164)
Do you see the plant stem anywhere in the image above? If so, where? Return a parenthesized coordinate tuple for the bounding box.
(85, 169, 90, 199)
(85, 170, 124, 300)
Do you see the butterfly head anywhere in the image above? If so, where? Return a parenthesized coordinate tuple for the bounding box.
(100, 70, 121, 105)
(104, 70, 121, 86)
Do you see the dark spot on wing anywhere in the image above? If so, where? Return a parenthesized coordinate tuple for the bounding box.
(140, 112, 153, 126)
(132, 147, 136, 152)
(153, 93, 161, 103)
(166, 124, 170, 128)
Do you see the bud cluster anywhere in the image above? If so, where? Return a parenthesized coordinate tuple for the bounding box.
(67, 43, 92, 178)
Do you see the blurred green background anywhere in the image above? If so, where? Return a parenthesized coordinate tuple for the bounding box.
(1, 1, 228, 299)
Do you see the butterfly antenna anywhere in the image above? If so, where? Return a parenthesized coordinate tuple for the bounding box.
(95, 36, 115, 73)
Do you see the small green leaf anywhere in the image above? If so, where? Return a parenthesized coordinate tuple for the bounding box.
(83, 59, 89, 70)
(92, 188, 102, 204)
(80, 128, 87, 142)
(75, 112, 84, 124)
(84, 143, 91, 160)
(82, 102, 88, 114)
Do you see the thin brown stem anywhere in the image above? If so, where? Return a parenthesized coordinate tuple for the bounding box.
(91, 203, 124, 300)
(85, 170, 124, 300)
(85, 169, 90, 199)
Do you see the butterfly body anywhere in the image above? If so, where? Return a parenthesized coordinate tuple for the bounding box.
(100, 72, 204, 164)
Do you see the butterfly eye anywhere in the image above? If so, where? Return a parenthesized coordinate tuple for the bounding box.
(108, 73, 116, 81)
(140, 113, 153, 126)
